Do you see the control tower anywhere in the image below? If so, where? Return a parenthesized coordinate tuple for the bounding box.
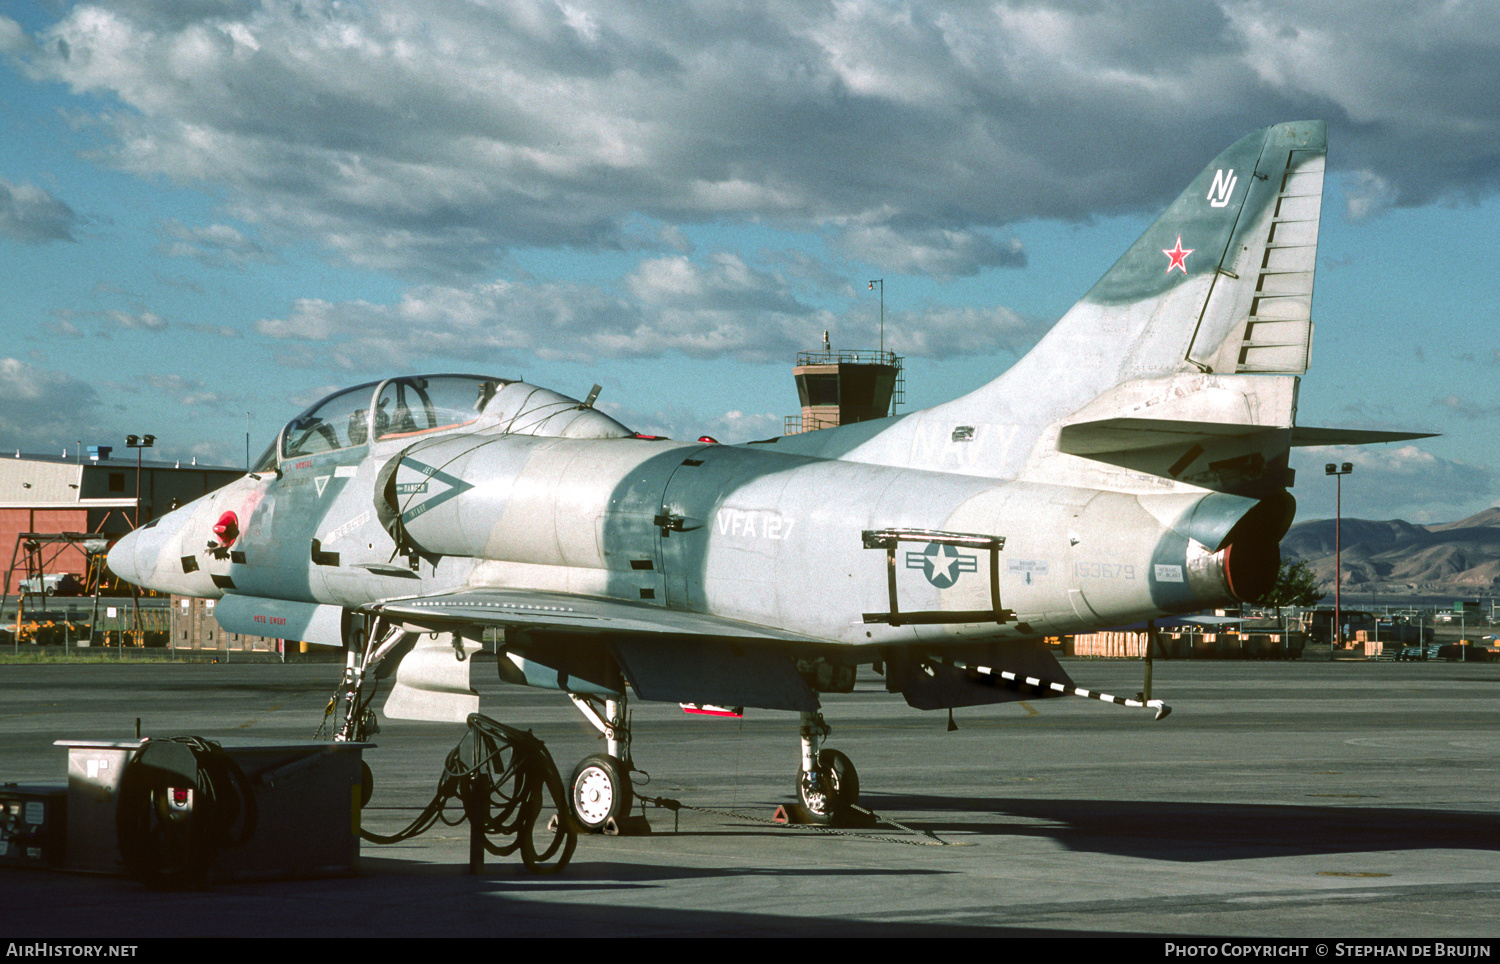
(784, 340, 904, 435)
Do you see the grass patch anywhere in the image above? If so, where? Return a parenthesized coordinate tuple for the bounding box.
(0, 651, 181, 664)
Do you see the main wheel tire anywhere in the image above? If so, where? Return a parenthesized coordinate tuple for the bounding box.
(794, 748, 859, 824)
(820, 748, 859, 806)
(570, 754, 632, 833)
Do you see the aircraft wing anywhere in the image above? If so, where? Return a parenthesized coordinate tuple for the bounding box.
(372, 587, 1070, 716)
(373, 587, 832, 713)
(373, 587, 828, 644)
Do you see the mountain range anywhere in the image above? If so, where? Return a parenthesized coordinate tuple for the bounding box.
(1279, 506, 1500, 601)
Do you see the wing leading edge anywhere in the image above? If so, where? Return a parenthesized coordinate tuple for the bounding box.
(373, 587, 828, 643)
(375, 587, 829, 713)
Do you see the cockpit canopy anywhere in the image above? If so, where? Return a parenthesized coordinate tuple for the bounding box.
(254, 374, 635, 470)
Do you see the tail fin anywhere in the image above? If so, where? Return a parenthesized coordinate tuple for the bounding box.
(787, 122, 1330, 490)
(1183, 121, 1326, 375)
(850, 123, 1326, 476)
(1021, 119, 1326, 389)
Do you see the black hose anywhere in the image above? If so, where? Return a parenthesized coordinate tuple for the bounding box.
(360, 713, 575, 874)
(115, 736, 259, 889)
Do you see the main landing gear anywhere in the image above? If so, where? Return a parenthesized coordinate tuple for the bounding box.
(566, 694, 634, 833)
(795, 711, 860, 824)
(562, 696, 864, 830)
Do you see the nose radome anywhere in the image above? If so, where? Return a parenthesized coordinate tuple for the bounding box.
(106, 527, 144, 588)
(106, 515, 183, 595)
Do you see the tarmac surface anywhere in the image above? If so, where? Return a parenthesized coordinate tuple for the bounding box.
(0, 656, 1497, 938)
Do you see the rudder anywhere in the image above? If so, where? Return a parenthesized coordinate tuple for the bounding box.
(1055, 119, 1327, 383)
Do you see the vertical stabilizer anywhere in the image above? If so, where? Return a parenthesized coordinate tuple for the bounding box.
(780, 122, 1328, 489)
(1016, 119, 1326, 388)
(1185, 123, 1325, 374)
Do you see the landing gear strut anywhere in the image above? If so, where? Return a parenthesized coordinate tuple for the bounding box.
(796, 711, 859, 824)
(567, 693, 633, 832)
(329, 616, 409, 742)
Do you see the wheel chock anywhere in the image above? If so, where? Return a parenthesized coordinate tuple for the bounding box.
(773, 804, 879, 828)
(546, 812, 585, 835)
(603, 814, 652, 836)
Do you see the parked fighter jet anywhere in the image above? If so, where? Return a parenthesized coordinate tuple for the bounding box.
(109, 120, 1425, 830)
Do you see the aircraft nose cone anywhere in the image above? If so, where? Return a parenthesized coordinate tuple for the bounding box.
(106, 528, 145, 587)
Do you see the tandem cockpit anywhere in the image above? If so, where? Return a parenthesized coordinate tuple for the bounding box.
(253, 374, 638, 472)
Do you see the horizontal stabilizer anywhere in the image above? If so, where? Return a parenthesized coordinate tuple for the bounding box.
(1058, 417, 1284, 457)
(1290, 426, 1438, 446)
(1060, 419, 1437, 457)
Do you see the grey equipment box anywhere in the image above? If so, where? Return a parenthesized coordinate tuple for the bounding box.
(57, 739, 370, 881)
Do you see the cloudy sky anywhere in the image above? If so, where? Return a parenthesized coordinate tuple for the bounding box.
(2, 0, 1498, 525)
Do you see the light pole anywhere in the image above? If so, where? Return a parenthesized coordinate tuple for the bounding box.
(126, 434, 156, 527)
(1326, 462, 1353, 651)
(868, 279, 884, 357)
(125, 433, 155, 652)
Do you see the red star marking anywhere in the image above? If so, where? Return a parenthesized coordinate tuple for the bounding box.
(1163, 235, 1193, 273)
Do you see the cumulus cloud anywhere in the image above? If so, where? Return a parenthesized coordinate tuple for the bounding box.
(834, 226, 1026, 278)
(138, 374, 225, 407)
(98, 373, 241, 417)
(105, 309, 169, 331)
(256, 282, 640, 368)
(0, 358, 103, 449)
(45, 314, 86, 339)
(179, 322, 242, 338)
(880, 304, 1048, 360)
(250, 248, 1048, 371)
(7, 1, 1498, 285)
(156, 219, 276, 268)
(254, 252, 841, 368)
(0, 179, 78, 244)
(1344, 169, 1398, 221)
(1434, 394, 1500, 420)
(599, 402, 784, 444)
(1291, 444, 1493, 522)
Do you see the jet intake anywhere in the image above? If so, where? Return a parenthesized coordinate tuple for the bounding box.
(374, 436, 523, 559)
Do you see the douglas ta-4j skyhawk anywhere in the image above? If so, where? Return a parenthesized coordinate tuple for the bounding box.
(109, 120, 1423, 830)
